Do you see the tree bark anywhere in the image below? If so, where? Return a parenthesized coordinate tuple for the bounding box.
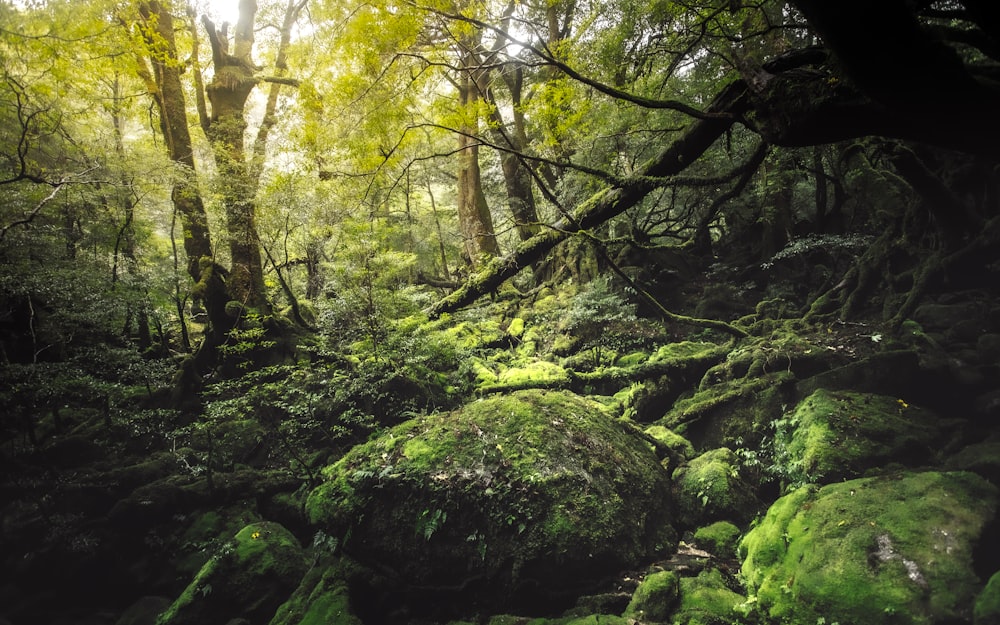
(135, 0, 214, 283)
(456, 45, 500, 267)
(201, 0, 269, 311)
(484, 65, 541, 242)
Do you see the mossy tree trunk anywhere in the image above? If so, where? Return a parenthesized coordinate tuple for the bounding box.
(134, 0, 232, 345)
(201, 1, 269, 313)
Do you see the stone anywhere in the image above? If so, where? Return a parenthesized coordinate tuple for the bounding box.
(305, 390, 676, 615)
(740, 471, 998, 625)
(157, 522, 309, 625)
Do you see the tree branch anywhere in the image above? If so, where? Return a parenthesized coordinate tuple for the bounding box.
(427, 78, 751, 318)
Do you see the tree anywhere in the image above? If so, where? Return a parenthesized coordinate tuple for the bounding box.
(455, 25, 501, 266)
(133, 0, 230, 342)
(429, 0, 1000, 317)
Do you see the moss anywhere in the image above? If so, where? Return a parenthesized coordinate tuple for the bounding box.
(661, 372, 790, 447)
(494, 360, 571, 389)
(693, 521, 741, 557)
(515, 617, 630, 625)
(271, 562, 362, 625)
(740, 471, 998, 625)
(777, 389, 940, 487)
(508, 317, 526, 338)
(157, 521, 308, 625)
(563, 616, 629, 625)
(673, 448, 757, 528)
(616, 350, 649, 367)
(945, 435, 1000, 484)
(443, 318, 506, 350)
(305, 390, 676, 610)
(623, 570, 680, 622)
(644, 425, 695, 463)
(975, 571, 1000, 625)
(671, 568, 747, 625)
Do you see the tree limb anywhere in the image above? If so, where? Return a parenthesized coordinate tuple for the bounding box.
(427, 78, 751, 318)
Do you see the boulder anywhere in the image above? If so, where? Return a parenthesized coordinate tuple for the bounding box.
(740, 471, 998, 625)
(157, 522, 308, 625)
(975, 571, 1000, 625)
(671, 568, 747, 625)
(623, 570, 680, 622)
(692, 521, 742, 557)
(305, 390, 676, 615)
(776, 389, 941, 487)
(269, 561, 362, 625)
(673, 448, 758, 528)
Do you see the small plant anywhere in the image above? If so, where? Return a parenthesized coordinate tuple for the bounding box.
(415, 508, 447, 541)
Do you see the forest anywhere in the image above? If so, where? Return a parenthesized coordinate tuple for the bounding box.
(1, 0, 999, 623)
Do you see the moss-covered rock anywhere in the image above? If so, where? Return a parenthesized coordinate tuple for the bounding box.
(156, 521, 308, 625)
(946, 434, 1000, 485)
(740, 471, 998, 625)
(623, 570, 680, 622)
(644, 425, 695, 465)
(776, 389, 941, 487)
(660, 371, 792, 451)
(269, 560, 362, 625)
(305, 390, 676, 614)
(673, 448, 758, 529)
(975, 571, 1000, 625)
(693, 521, 741, 557)
(671, 568, 747, 625)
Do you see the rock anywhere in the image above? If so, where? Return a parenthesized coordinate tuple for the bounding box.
(673, 448, 758, 528)
(623, 570, 680, 622)
(670, 568, 747, 625)
(977, 334, 1000, 361)
(740, 471, 998, 625)
(914, 302, 986, 332)
(775, 389, 941, 487)
(975, 571, 1000, 625)
(305, 390, 676, 616)
(946, 435, 1000, 487)
(115, 596, 172, 625)
(795, 349, 925, 403)
(269, 561, 362, 625)
(157, 521, 308, 625)
(644, 425, 695, 466)
(693, 521, 741, 557)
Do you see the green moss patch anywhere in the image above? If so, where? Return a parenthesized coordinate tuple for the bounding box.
(157, 521, 308, 625)
(305, 390, 676, 612)
(693, 521, 741, 557)
(271, 560, 362, 625)
(673, 448, 758, 528)
(672, 568, 747, 625)
(777, 389, 941, 487)
(740, 471, 998, 625)
(623, 570, 680, 622)
(975, 571, 1000, 625)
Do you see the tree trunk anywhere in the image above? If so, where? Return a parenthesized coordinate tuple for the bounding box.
(484, 65, 541, 242)
(456, 55, 500, 267)
(201, 0, 269, 312)
(136, 1, 214, 282)
(429, 78, 752, 317)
